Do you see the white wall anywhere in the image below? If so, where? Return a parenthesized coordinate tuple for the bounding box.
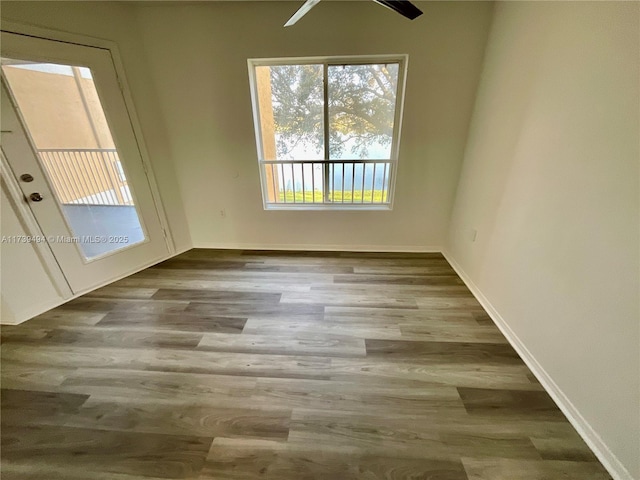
(2, 1, 192, 252)
(446, 3, 639, 479)
(2, 0, 492, 253)
(132, 1, 493, 251)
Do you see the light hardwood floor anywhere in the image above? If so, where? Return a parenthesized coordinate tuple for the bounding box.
(1, 249, 612, 479)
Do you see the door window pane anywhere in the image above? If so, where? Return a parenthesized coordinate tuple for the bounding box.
(2, 59, 146, 259)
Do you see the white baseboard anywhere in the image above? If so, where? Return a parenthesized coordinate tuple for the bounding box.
(192, 242, 443, 253)
(442, 251, 635, 480)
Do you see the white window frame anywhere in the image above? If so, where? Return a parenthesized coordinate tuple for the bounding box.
(248, 54, 408, 210)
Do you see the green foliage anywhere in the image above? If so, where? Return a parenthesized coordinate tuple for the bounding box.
(270, 65, 324, 160)
(328, 64, 397, 159)
(269, 63, 398, 160)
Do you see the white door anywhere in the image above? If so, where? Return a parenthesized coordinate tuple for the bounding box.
(1, 31, 170, 294)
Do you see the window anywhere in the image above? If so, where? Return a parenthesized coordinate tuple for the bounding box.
(248, 55, 407, 209)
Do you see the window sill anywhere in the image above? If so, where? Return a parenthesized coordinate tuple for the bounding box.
(264, 204, 393, 211)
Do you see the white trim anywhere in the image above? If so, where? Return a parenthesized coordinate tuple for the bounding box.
(106, 45, 176, 255)
(0, 151, 73, 299)
(249, 54, 408, 67)
(264, 203, 392, 211)
(0, 20, 176, 255)
(247, 58, 269, 210)
(193, 242, 442, 253)
(442, 250, 635, 480)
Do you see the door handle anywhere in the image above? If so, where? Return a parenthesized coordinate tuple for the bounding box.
(29, 192, 43, 202)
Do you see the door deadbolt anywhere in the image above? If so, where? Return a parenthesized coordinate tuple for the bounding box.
(29, 192, 43, 202)
(20, 173, 34, 182)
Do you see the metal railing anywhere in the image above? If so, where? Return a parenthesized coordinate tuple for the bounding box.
(262, 160, 392, 205)
(38, 149, 132, 206)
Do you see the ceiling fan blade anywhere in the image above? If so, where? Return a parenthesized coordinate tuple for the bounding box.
(284, 0, 322, 27)
(372, 0, 423, 20)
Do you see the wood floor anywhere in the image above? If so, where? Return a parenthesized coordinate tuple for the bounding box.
(1, 249, 612, 479)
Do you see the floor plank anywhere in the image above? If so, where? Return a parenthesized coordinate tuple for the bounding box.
(202, 437, 469, 480)
(0, 249, 611, 479)
(28, 396, 291, 440)
(2, 325, 204, 350)
(1, 424, 212, 478)
(365, 338, 523, 365)
(457, 387, 567, 421)
(97, 312, 247, 333)
(461, 457, 612, 480)
(198, 332, 367, 357)
(59, 368, 257, 404)
(1, 388, 89, 426)
(152, 289, 282, 303)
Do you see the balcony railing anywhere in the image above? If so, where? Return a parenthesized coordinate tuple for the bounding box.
(262, 160, 393, 206)
(38, 149, 132, 206)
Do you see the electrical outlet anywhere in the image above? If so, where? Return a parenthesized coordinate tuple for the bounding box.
(220, 209, 226, 218)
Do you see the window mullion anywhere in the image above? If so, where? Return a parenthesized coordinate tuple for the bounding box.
(322, 62, 330, 203)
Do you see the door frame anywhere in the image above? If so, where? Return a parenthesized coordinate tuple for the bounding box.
(1, 149, 73, 300)
(1, 20, 176, 300)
